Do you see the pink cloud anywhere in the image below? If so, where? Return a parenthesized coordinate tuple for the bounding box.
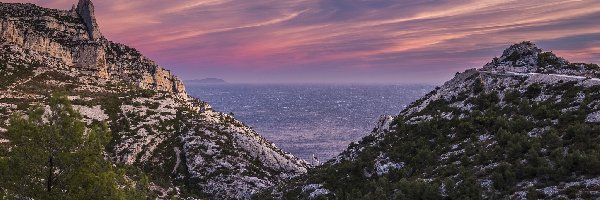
(3, 0, 600, 83)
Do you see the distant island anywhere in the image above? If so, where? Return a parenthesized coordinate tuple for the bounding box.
(185, 78, 228, 84)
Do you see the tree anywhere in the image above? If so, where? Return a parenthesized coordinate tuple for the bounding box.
(525, 83, 542, 99)
(473, 78, 485, 94)
(451, 172, 482, 200)
(503, 89, 521, 105)
(0, 94, 147, 199)
(537, 52, 560, 67)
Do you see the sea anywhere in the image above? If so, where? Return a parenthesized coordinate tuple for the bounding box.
(186, 84, 433, 162)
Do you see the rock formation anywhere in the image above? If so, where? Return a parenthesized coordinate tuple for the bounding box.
(267, 42, 600, 199)
(75, 0, 103, 40)
(0, 1, 308, 199)
(0, 2, 189, 99)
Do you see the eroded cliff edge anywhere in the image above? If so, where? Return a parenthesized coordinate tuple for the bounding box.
(0, 1, 186, 98)
(0, 1, 308, 199)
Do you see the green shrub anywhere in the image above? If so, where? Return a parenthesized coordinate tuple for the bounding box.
(473, 78, 485, 94)
(525, 83, 542, 99)
(468, 91, 499, 110)
(538, 52, 561, 67)
(506, 51, 522, 64)
(585, 63, 599, 70)
(503, 89, 521, 104)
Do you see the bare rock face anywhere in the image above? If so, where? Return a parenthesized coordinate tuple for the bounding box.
(73, 43, 109, 79)
(75, 0, 103, 40)
(0, 1, 309, 199)
(0, 3, 106, 79)
(0, 2, 189, 99)
(483, 41, 599, 77)
(501, 41, 543, 60)
(103, 42, 189, 98)
(0, 18, 77, 65)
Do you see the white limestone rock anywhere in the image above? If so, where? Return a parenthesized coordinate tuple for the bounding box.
(586, 111, 600, 123)
(302, 184, 331, 199)
(73, 105, 109, 124)
(76, 0, 103, 40)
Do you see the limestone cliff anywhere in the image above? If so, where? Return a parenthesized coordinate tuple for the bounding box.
(75, 0, 103, 40)
(0, 2, 186, 99)
(0, 1, 308, 199)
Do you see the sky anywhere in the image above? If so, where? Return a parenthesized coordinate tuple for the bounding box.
(6, 0, 600, 84)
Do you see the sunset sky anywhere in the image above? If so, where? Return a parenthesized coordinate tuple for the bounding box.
(6, 0, 600, 83)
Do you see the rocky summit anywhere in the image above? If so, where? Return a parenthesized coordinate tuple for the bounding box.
(261, 42, 600, 199)
(0, 1, 307, 199)
(0, 0, 186, 97)
(2, 1, 600, 199)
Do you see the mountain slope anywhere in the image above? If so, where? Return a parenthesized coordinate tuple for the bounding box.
(268, 42, 600, 199)
(0, 1, 307, 199)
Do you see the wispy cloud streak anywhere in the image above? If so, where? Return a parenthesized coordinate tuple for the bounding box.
(4, 0, 600, 83)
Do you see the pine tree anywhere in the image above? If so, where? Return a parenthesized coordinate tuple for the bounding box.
(0, 94, 147, 199)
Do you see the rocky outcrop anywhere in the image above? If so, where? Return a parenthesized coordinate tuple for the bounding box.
(0, 18, 76, 65)
(103, 42, 188, 98)
(0, 2, 188, 99)
(483, 41, 600, 78)
(276, 43, 600, 199)
(73, 43, 109, 79)
(75, 0, 102, 40)
(0, 1, 308, 199)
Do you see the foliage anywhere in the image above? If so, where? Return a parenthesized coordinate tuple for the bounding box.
(537, 52, 561, 67)
(0, 94, 148, 199)
(468, 91, 499, 110)
(584, 63, 599, 70)
(0, 51, 38, 88)
(274, 72, 600, 199)
(503, 89, 521, 105)
(472, 78, 485, 94)
(506, 51, 522, 65)
(525, 83, 542, 99)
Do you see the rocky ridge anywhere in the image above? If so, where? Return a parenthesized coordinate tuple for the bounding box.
(0, 1, 186, 98)
(0, 1, 308, 199)
(266, 42, 600, 199)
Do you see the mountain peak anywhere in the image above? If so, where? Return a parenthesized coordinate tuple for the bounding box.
(500, 41, 542, 59)
(493, 41, 544, 69)
(76, 0, 102, 40)
(1, 2, 309, 198)
(483, 41, 598, 76)
(276, 41, 600, 199)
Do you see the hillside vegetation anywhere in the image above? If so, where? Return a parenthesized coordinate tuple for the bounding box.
(0, 1, 308, 199)
(261, 42, 600, 199)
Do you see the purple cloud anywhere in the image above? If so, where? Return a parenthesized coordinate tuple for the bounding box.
(4, 0, 600, 83)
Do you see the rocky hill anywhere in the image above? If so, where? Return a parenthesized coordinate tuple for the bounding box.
(0, 1, 308, 199)
(262, 42, 600, 199)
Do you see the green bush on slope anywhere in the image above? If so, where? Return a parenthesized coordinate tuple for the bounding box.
(267, 74, 600, 199)
(0, 94, 149, 199)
